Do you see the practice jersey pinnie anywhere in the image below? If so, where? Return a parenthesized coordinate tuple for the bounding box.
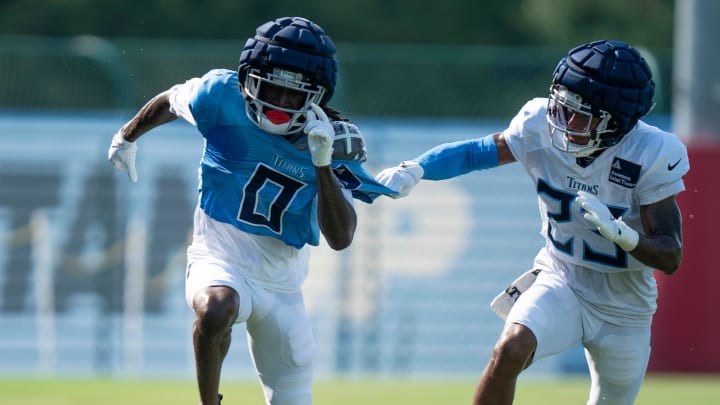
(504, 98, 689, 273)
(172, 69, 395, 248)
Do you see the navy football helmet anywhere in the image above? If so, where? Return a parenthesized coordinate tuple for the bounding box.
(547, 40, 655, 157)
(238, 17, 338, 135)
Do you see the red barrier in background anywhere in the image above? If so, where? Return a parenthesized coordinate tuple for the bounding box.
(649, 145, 720, 373)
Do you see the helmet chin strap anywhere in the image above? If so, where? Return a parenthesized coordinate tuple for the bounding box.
(549, 125, 603, 157)
(573, 144, 603, 158)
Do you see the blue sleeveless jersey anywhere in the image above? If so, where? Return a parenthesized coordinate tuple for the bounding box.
(188, 69, 396, 248)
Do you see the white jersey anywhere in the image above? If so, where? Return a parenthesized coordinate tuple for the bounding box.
(503, 98, 689, 325)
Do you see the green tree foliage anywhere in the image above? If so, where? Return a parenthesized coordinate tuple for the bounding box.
(518, 0, 674, 47)
(0, 0, 675, 116)
(0, 0, 673, 47)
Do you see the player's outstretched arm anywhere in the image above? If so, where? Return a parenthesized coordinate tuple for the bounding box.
(118, 89, 178, 142)
(375, 132, 515, 198)
(108, 89, 178, 183)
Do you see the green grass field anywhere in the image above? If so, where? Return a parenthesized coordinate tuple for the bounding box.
(0, 375, 718, 404)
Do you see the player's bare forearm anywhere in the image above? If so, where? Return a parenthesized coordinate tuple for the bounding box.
(630, 196, 683, 274)
(494, 133, 517, 165)
(120, 90, 178, 141)
(315, 166, 357, 250)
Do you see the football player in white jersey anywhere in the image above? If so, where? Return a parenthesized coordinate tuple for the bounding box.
(375, 40, 689, 405)
(107, 17, 395, 405)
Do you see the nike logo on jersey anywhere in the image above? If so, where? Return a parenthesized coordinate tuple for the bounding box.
(667, 159, 681, 171)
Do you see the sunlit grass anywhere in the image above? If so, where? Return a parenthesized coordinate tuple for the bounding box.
(0, 374, 717, 404)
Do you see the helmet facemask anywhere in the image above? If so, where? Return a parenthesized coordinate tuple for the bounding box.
(547, 85, 615, 157)
(243, 67, 326, 135)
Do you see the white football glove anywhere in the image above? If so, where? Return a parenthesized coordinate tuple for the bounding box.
(304, 103, 334, 167)
(108, 131, 138, 183)
(576, 190, 639, 251)
(374, 160, 424, 199)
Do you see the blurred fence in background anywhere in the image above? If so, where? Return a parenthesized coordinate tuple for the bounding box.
(0, 37, 674, 379)
(0, 113, 674, 380)
(0, 114, 549, 379)
(0, 35, 673, 118)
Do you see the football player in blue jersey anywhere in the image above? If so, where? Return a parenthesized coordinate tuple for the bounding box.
(375, 40, 689, 404)
(108, 16, 395, 405)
